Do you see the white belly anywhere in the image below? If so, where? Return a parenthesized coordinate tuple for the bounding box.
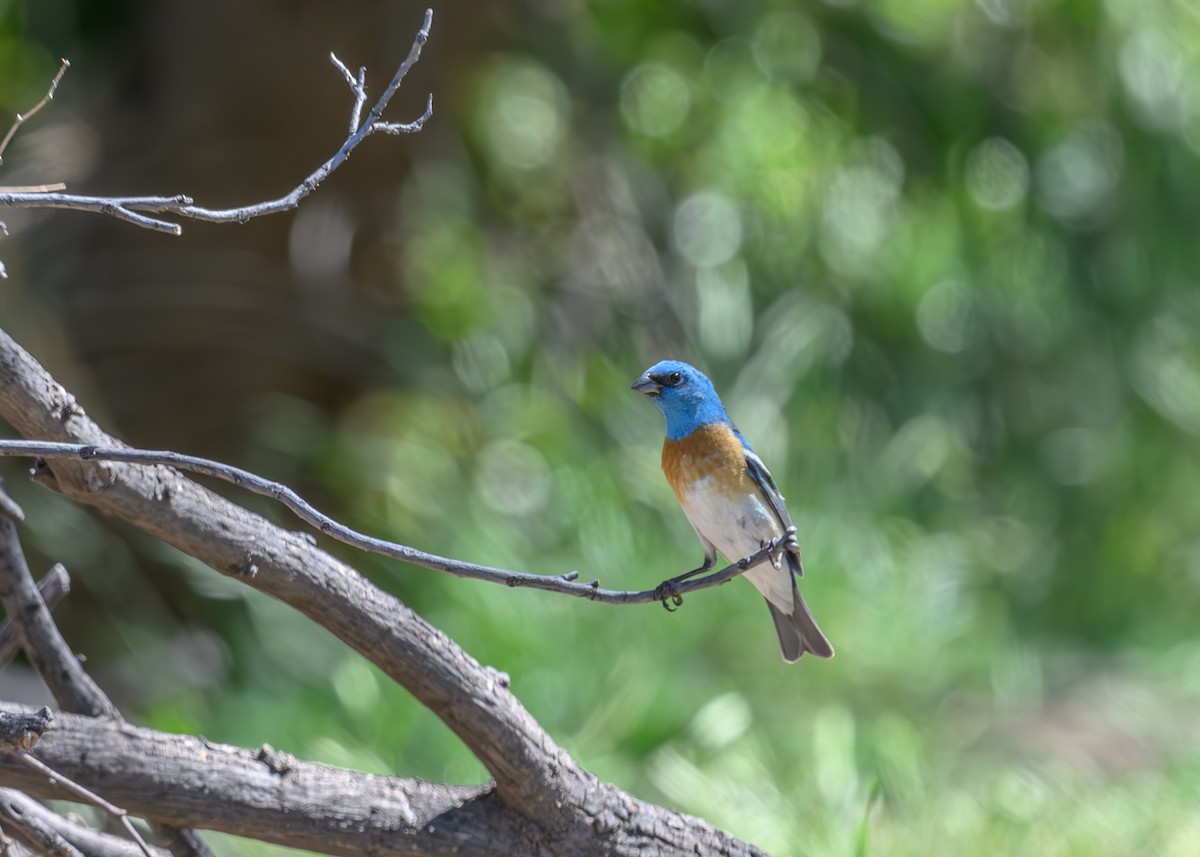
(678, 476, 794, 613)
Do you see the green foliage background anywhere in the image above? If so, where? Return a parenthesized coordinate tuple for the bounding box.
(2, 1, 1200, 855)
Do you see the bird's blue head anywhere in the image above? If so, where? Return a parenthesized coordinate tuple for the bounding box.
(632, 360, 731, 440)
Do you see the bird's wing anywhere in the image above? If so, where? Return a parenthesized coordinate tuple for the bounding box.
(738, 439, 792, 528)
(737, 432, 804, 578)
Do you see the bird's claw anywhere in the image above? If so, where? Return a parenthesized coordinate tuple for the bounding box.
(654, 580, 684, 612)
(760, 526, 799, 569)
(761, 537, 784, 570)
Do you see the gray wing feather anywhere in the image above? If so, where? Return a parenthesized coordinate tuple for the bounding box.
(741, 445, 804, 578)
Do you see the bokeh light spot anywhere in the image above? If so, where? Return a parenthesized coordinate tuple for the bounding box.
(1035, 121, 1124, 227)
(673, 189, 743, 268)
(620, 63, 692, 138)
(1131, 307, 1200, 437)
(752, 10, 822, 82)
(965, 137, 1030, 211)
(475, 439, 552, 517)
(480, 59, 568, 171)
(697, 260, 753, 359)
(689, 692, 752, 750)
(1119, 28, 1185, 130)
(917, 280, 973, 353)
(820, 138, 905, 276)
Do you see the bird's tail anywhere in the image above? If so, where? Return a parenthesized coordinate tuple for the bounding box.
(766, 566, 834, 662)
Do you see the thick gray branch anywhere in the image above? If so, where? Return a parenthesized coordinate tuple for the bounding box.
(0, 324, 565, 809)
(0, 706, 763, 857)
(0, 706, 499, 857)
(0, 323, 765, 855)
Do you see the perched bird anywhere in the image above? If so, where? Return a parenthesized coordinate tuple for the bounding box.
(632, 360, 834, 662)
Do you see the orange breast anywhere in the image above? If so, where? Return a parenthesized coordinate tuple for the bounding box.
(662, 423, 750, 503)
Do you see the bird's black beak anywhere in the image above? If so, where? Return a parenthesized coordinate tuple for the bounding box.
(631, 372, 661, 394)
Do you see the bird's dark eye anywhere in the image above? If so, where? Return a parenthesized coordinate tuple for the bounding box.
(668, 371, 683, 385)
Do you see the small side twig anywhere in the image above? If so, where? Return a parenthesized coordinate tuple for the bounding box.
(0, 441, 768, 604)
(0, 787, 82, 854)
(0, 483, 119, 719)
(0, 184, 66, 194)
(11, 753, 153, 857)
(0, 787, 83, 857)
(329, 55, 369, 135)
(0, 59, 70, 165)
(0, 565, 70, 669)
(0, 790, 168, 857)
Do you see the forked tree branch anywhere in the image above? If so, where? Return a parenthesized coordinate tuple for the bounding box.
(0, 12, 433, 235)
(0, 566, 69, 668)
(0, 324, 765, 856)
(0, 489, 213, 857)
(0, 503, 119, 719)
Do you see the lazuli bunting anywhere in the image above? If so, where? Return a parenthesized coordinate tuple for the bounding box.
(633, 360, 834, 662)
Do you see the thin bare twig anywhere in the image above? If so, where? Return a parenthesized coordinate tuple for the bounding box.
(0, 486, 120, 719)
(329, 55, 368, 136)
(0, 787, 83, 857)
(0, 11, 433, 236)
(0, 184, 66, 194)
(0, 821, 18, 857)
(0, 787, 83, 854)
(0, 566, 70, 667)
(0, 59, 70, 165)
(0, 488, 211, 857)
(0, 790, 169, 857)
(12, 754, 153, 857)
(0, 440, 764, 604)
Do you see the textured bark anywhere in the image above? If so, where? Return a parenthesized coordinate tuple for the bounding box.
(0, 324, 766, 856)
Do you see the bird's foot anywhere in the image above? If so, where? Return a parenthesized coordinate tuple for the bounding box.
(760, 526, 799, 569)
(761, 535, 785, 570)
(654, 579, 685, 612)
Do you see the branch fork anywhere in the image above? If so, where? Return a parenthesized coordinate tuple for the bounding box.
(0, 12, 434, 237)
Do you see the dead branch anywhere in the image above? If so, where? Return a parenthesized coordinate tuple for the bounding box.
(9, 754, 154, 857)
(0, 790, 169, 857)
(0, 487, 209, 857)
(0, 567, 69, 669)
(0, 325, 765, 855)
(0, 12, 433, 236)
(0, 440, 766, 604)
(0, 59, 70, 165)
(0, 496, 118, 719)
(0, 706, 502, 857)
